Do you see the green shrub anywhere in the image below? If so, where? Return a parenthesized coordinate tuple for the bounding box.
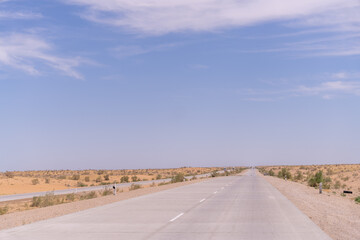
(84, 176, 90, 182)
(120, 176, 129, 183)
(129, 184, 141, 191)
(268, 169, 275, 176)
(45, 178, 50, 184)
(156, 174, 162, 180)
(104, 175, 110, 181)
(355, 196, 360, 203)
(158, 181, 170, 186)
(131, 175, 138, 182)
(171, 173, 184, 183)
(308, 171, 323, 187)
(95, 176, 102, 183)
(71, 175, 80, 180)
(334, 180, 341, 189)
(0, 206, 8, 215)
(102, 189, 112, 196)
(294, 170, 303, 181)
(4, 171, 14, 178)
(66, 193, 75, 201)
(32, 178, 39, 185)
(31, 193, 57, 208)
(77, 182, 87, 187)
(80, 191, 97, 200)
(277, 168, 292, 180)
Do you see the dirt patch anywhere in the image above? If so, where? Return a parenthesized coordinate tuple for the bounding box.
(0, 178, 209, 230)
(263, 174, 360, 240)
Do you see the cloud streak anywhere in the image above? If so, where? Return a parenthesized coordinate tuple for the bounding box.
(0, 33, 86, 79)
(64, 0, 359, 35)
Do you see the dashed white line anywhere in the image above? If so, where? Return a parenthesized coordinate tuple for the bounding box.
(170, 213, 184, 222)
(214, 191, 218, 194)
(200, 198, 206, 203)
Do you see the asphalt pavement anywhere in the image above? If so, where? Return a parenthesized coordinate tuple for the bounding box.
(0, 169, 331, 239)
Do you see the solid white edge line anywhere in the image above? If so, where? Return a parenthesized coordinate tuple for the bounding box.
(200, 198, 206, 203)
(170, 213, 184, 222)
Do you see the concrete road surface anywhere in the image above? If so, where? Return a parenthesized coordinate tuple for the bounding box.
(0, 169, 331, 240)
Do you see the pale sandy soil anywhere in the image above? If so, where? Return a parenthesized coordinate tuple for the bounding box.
(263, 175, 360, 240)
(0, 178, 208, 230)
(0, 167, 220, 195)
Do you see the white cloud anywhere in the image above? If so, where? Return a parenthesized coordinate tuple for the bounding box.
(64, 0, 359, 35)
(297, 81, 360, 96)
(113, 42, 181, 58)
(0, 11, 42, 19)
(0, 33, 86, 79)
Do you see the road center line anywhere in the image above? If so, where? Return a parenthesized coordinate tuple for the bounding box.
(200, 198, 206, 203)
(214, 191, 218, 194)
(170, 213, 184, 222)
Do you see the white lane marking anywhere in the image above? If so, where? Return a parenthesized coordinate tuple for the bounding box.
(200, 198, 206, 203)
(170, 213, 184, 222)
(214, 191, 218, 194)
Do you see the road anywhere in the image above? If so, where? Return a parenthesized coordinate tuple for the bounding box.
(0, 169, 331, 240)
(0, 173, 215, 202)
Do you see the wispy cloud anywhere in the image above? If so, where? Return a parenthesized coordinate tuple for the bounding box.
(0, 0, 42, 20)
(297, 81, 360, 97)
(64, 0, 359, 35)
(0, 33, 87, 79)
(113, 42, 182, 58)
(0, 11, 42, 19)
(238, 72, 360, 101)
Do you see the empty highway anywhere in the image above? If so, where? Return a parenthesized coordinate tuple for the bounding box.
(0, 169, 331, 240)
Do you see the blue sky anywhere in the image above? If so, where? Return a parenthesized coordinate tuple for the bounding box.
(1, 0, 360, 170)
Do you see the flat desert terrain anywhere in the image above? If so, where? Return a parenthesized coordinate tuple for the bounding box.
(0, 167, 221, 195)
(258, 164, 360, 199)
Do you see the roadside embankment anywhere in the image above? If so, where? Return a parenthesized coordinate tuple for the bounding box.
(263, 175, 360, 240)
(0, 178, 210, 230)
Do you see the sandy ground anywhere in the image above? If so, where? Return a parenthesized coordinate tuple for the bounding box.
(0, 178, 208, 230)
(263, 175, 360, 240)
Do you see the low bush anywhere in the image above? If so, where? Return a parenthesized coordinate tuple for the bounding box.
(31, 193, 57, 208)
(104, 175, 110, 181)
(95, 176, 102, 183)
(4, 171, 14, 178)
(171, 173, 184, 183)
(71, 175, 80, 181)
(268, 169, 275, 176)
(156, 174, 162, 180)
(32, 178, 39, 185)
(294, 170, 303, 181)
(80, 191, 97, 200)
(45, 178, 50, 184)
(131, 175, 139, 182)
(277, 168, 292, 180)
(102, 188, 113, 196)
(355, 196, 360, 203)
(0, 206, 8, 215)
(84, 176, 90, 182)
(77, 182, 87, 187)
(120, 176, 129, 183)
(334, 180, 341, 189)
(66, 193, 75, 201)
(308, 171, 323, 187)
(158, 181, 170, 186)
(129, 184, 141, 191)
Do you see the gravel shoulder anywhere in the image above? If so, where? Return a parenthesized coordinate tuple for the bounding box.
(0, 178, 209, 230)
(263, 174, 360, 240)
